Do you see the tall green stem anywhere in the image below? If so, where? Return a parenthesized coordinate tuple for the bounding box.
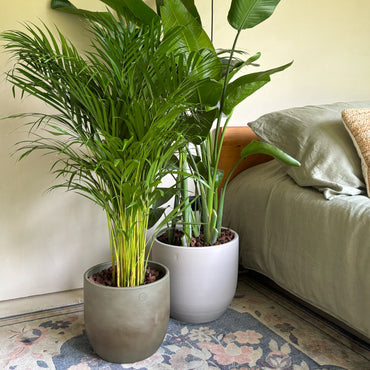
(180, 147, 191, 246)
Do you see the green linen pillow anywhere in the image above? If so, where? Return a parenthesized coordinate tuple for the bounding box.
(248, 101, 370, 199)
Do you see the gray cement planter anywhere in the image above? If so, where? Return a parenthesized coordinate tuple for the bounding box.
(152, 229, 239, 324)
(83, 261, 170, 363)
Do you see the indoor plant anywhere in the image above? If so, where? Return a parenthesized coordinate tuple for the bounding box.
(49, 0, 300, 240)
(157, 0, 300, 245)
(151, 0, 301, 323)
(1, 5, 215, 362)
(48, 0, 300, 323)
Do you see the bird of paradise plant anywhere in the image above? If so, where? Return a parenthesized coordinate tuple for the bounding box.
(159, 0, 300, 245)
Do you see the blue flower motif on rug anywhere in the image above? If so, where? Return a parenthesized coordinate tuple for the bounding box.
(52, 308, 346, 369)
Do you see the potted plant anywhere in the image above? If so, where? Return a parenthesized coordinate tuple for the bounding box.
(1, 3, 216, 363)
(151, 0, 301, 323)
(48, 0, 300, 324)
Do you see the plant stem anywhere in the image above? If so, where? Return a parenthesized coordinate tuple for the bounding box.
(180, 147, 191, 246)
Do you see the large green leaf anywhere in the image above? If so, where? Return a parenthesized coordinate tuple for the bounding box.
(151, 187, 177, 208)
(178, 0, 201, 24)
(156, 0, 201, 23)
(182, 108, 218, 144)
(227, 0, 281, 30)
(160, 0, 222, 81)
(160, 0, 214, 52)
(148, 207, 166, 229)
(51, 0, 73, 9)
(51, 0, 159, 24)
(197, 80, 223, 106)
(224, 77, 269, 116)
(117, 0, 159, 23)
(241, 141, 300, 167)
(194, 160, 224, 187)
(51, 0, 110, 19)
(223, 61, 293, 115)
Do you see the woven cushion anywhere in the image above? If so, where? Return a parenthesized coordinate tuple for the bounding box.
(342, 108, 370, 197)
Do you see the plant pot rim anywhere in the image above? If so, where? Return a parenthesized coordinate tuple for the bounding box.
(155, 227, 238, 250)
(84, 260, 169, 291)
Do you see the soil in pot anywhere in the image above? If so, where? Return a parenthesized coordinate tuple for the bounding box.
(88, 266, 164, 287)
(157, 228, 235, 247)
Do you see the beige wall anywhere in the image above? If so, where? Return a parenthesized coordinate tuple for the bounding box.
(0, 0, 369, 301)
(0, 1, 111, 301)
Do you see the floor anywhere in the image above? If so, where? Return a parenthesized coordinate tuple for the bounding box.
(1, 273, 369, 369)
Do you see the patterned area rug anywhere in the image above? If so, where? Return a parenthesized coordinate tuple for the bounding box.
(0, 273, 369, 370)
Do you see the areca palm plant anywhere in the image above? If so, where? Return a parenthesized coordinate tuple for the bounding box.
(1, 10, 214, 287)
(49, 0, 300, 247)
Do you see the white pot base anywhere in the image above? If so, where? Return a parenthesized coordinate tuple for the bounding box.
(152, 229, 239, 324)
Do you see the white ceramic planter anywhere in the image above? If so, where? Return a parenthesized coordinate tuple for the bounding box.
(152, 229, 239, 324)
(84, 261, 170, 363)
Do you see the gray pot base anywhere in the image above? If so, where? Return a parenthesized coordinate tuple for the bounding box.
(83, 260, 170, 363)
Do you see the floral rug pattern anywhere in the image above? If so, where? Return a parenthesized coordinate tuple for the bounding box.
(0, 274, 369, 370)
